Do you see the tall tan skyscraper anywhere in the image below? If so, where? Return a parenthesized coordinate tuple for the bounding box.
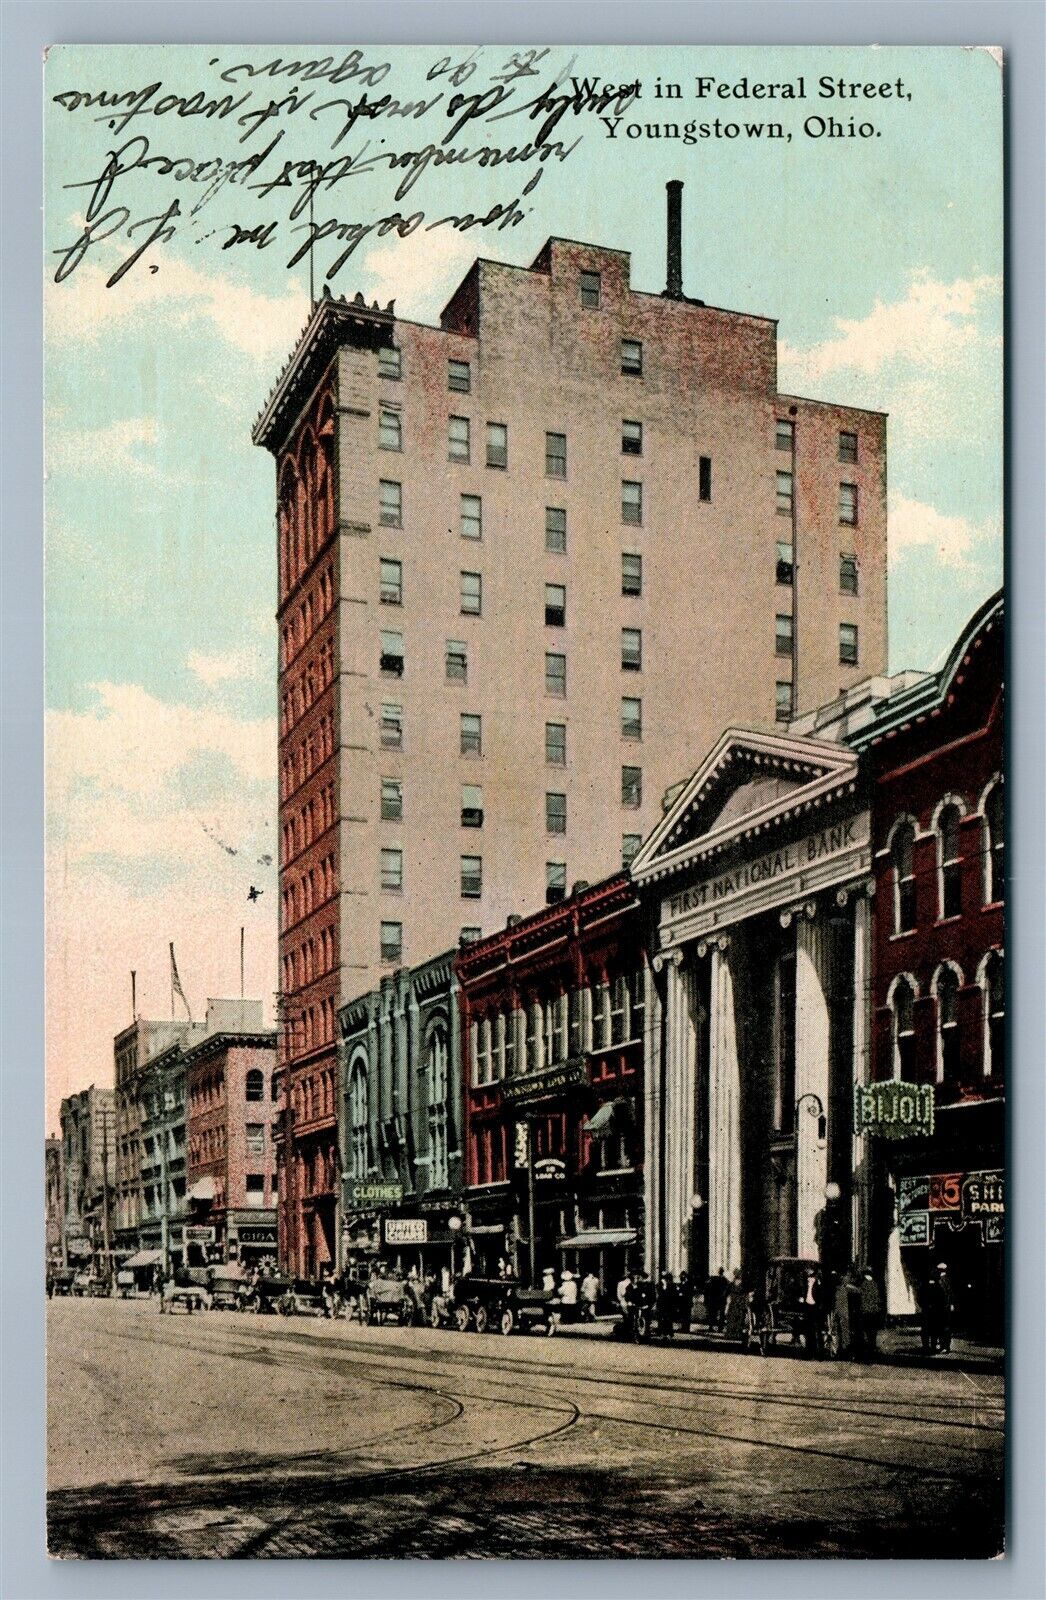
(254, 190, 887, 1274)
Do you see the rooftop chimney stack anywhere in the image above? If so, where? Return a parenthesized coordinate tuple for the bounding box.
(666, 179, 684, 299)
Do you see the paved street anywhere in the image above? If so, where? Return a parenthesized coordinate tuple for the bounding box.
(48, 1298, 1004, 1560)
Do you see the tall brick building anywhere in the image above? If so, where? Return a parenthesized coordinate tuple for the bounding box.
(254, 188, 888, 1275)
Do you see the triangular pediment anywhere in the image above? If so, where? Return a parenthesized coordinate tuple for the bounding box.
(630, 729, 859, 883)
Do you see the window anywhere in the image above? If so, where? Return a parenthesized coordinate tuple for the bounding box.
(776, 541, 794, 585)
(458, 571, 481, 616)
(380, 629, 404, 676)
(776, 470, 794, 516)
(380, 777, 403, 821)
(838, 430, 858, 464)
(839, 482, 858, 526)
(460, 926, 482, 946)
(426, 1025, 450, 1189)
(545, 652, 566, 696)
(622, 480, 643, 525)
(773, 949, 797, 1133)
(246, 1123, 265, 1157)
(622, 833, 641, 868)
(935, 966, 961, 1083)
(621, 696, 642, 740)
(246, 1069, 264, 1103)
(775, 614, 794, 656)
(545, 583, 566, 627)
(580, 269, 601, 308)
(840, 552, 859, 595)
(775, 681, 793, 723)
(621, 627, 642, 671)
(591, 981, 608, 1049)
(545, 431, 567, 478)
(545, 722, 566, 765)
(348, 1061, 369, 1175)
(448, 358, 471, 393)
(486, 422, 507, 468)
(380, 847, 403, 892)
(698, 456, 712, 502)
(546, 861, 566, 905)
(378, 345, 401, 380)
(546, 791, 567, 834)
(839, 622, 859, 666)
(378, 406, 401, 451)
(379, 557, 402, 605)
(622, 419, 642, 455)
(938, 802, 963, 919)
(380, 920, 402, 964)
(446, 639, 467, 683)
(892, 821, 917, 933)
(461, 784, 484, 828)
(983, 779, 1004, 903)
(460, 713, 482, 756)
(983, 950, 1004, 1077)
(545, 506, 566, 554)
(378, 479, 402, 528)
(461, 855, 482, 898)
(621, 338, 642, 375)
(245, 1173, 265, 1208)
(380, 701, 403, 749)
(622, 552, 642, 596)
(622, 765, 642, 808)
(460, 494, 482, 540)
(892, 977, 916, 1078)
(776, 419, 794, 452)
(448, 415, 470, 463)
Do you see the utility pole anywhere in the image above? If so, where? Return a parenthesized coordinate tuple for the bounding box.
(100, 1108, 112, 1285)
(526, 1114, 537, 1288)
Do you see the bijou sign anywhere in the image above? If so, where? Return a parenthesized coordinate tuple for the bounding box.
(854, 1080, 934, 1139)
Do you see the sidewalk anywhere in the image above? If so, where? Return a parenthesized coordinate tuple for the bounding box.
(551, 1315, 1004, 1373)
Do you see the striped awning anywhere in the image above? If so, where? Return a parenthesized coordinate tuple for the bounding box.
(558, 1229, 637, 1249)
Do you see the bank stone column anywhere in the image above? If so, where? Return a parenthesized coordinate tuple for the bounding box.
(708, 941, 742, 1277)
(795, 910, 830, 1259)
(849, 890, 873, 1266)
(643, 956, 663, 1273)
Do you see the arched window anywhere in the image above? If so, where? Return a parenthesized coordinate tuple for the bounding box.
(246, 1068, 264, 1102)
(934, 964, 962, 1083)
(349, 1058, 369, 1178)
(936, 800, 964, 919)
(982, 950, 1005, 1078)
(983, 778, 1004, 904)
(890, 975, 917, 1079)
(891, 820, 917, 933)
(426, 1024, 449, 1191)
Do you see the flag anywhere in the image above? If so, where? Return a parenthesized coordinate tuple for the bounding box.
(170, 942, 192, 1020)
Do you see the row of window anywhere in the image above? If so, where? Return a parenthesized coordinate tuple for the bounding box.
(289, 1065, 337, 1127)
(376, 337, 646, 389)
(775, 544, 859, 596)
(281, 855, 335, 932)
(774, 613, 858, 667)
(279, 562, 335, 672)
(378, 625, 645, 686)
(378, 474, 655, 529)
(278, 418, 335, 598)
(281, 926, 338, 989)
(283, 996, 337, 1052)
(279, 636, 335, 738)
(280, 787, 335, 867)
(470, 971, 646, 1087)
(888, 951, 1005, 1083)
(888, 780, 1004, 934)
(776, 469, 859, 527)
(280, 712, 334, 803)
(776, 419, 861, 465)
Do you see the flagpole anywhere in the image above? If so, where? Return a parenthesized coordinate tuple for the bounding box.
(131, 970, 136, 1023)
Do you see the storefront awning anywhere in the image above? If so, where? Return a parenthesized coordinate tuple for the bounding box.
(123, 1249, 163, 1269)
(189, 1176, 216, 1203)
(558, 1229, 637, 1249)
(468, 1222, 506, 1235)
(584, 1097, 632, 1137)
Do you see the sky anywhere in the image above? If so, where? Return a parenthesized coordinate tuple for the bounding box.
(43, 44, 1003, 1131)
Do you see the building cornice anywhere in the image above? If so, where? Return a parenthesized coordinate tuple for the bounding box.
(252, 292, 396, 455)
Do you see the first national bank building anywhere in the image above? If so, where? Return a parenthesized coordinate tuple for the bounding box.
(631, 721, 876, 1290)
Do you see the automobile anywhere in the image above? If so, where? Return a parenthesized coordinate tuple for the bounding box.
(159, 1275, 209, 1314)
(757, 1257, 842, 1359)
(364, 1269, 420, 1326)
(451, 1275, 560, 1336)
(85, 1276, 111, 1298)
(276, 1277, 325, 1317)
(241, 1272, 294, 1314)
(206, 1265, 245, 1311)
(72, 1270, 92, 1297)
(116, 1270, 136, 1299)
(49, 1268, 77, 1297)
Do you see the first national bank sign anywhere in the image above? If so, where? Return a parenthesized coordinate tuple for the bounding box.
(662, 811, 870, 939)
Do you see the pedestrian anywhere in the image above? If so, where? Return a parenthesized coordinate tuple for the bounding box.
(833, 1266, 853, 1357)
(857, 1269, 881, 1360)
(705, 1267, 729, 1332)
(542, 1265, 557, 1295)
(722, 1270, 748, 1342)
(921, 1262, 953, 1354)
(616, 1269, 633, 1317)
(559, 1269, 579, 1306)
(675, 1271, 693, 1334)
(656, 1271, 676, 1339)
(581, 1269, 600, 1321)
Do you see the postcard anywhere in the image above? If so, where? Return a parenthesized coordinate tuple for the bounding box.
(44, 43, 1004, 1560)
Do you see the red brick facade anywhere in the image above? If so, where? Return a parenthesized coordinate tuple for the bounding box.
(186, 1032, 278, 1264)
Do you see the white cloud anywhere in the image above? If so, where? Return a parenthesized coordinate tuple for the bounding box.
(779, 271, 1001, 386)
(888, 494, 999, 571)
(46, 248, 311, 363)
(188, 645, 269, 688)
(359, 228, 509, 323)
(46, 415, 162, 479)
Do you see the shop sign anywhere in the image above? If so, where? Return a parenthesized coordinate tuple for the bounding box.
(928, 1172, 962, 1211)
(347, 1180, 403, 1206)
(854, 1080, 934, 1139)
(514, 1121, 529, 1170)
(384, 1218, 428, 1246)
(237, 1225, 277, 1245)
(534, 1157, 566, 1182)
(899, 1212, 930, 1246)
(184, 1225, 216, 1243)
(501, 1059, 587, 1105)
(961, 1170, 1004, 1218)
(663, 811, 869, 928)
